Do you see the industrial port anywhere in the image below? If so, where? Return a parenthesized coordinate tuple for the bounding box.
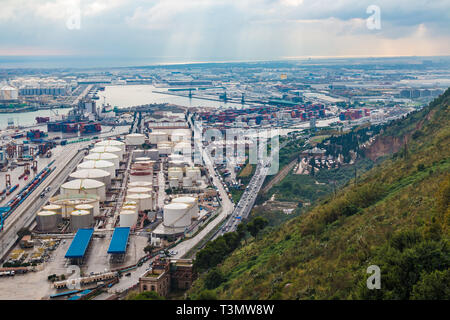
(0, 55, 448, 301)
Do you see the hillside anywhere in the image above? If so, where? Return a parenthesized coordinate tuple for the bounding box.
(188, 89, 450, 300)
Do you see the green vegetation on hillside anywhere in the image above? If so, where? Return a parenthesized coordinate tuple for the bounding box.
(188, 89, 450, 300)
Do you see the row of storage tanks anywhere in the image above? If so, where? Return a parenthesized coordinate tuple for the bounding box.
(163, 196, 199, 229)
(168, 166, 202, 188)
(36, 139, 127, 233)
(36, 194, 101, 232)
(119, 180, 155, 228)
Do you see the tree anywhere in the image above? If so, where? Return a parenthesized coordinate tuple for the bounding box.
(247, 217, 269, 238)
(195, 290, 217, 300)
(128, 291, 165, 300)
(204, 268, 226, 290)
(411, 269, 450, 299)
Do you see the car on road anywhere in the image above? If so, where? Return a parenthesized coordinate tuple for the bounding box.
(125, 272, 131, 277)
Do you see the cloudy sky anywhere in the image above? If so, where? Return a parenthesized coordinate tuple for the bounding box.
(0, 0, 449, 64)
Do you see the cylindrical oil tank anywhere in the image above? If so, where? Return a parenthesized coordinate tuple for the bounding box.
(129, 173, 152, 183)
(182, 176, 193, 188)
(77, 160, 116, 178)
(171, 130, 190, 142)
(60, 179, 106, 202)
(90, 146, 123, 161)
(49, 194, 100, 218)
(186, 167, 201, 180)
(74, 204, 95, 217)
(173, 142, 192, 155)
(128, 181, 152, 188)
(42, 204, 63, 216)
(69, 168, 111, 187)
(126, 133, 146, 146)
(36, 211, 61, 232)
(70, 210, 93, 232)
(119, 210, 138, 228)
(123, 200, 137, 207)
(122, 205, 137, 214)
(84, 152, 120, 169)
(95, 139, 125, 153)
(127, 187, 152, 195)
(149, 131, 168, 144)
(163, 203, 191, 228)
(169, 160, 186, 168)
(168, 167, 183, 180)
(135, 157, 151, 162)
(172, 196, 199, 218)
(169, 177, 180, 188)
(125, 193, 153, 211)
(158, 144, 172, 156)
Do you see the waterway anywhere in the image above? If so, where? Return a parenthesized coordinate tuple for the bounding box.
(0, 108, 72, 130)
(95, 85, 247, 109)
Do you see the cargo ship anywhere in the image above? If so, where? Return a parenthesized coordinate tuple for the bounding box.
(46, 121, 101, 135)
(36, 117, 50, 124)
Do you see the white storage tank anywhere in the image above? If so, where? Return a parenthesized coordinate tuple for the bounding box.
(171, 130, 190, 142)
(95, 139, 125, 153)
(182, 176, 193, 188)
(42, 204, 63, 216)
(49, 194, 100, 218)
(123, 200, 138, 208)
(173, 142, 192, 155)
(70, 210, 93, 232)
(60, 179, 106, 202)
(69, 168, 111, 187)
(186, 167, 201, 180)
(90, 146, 123, 161)
(127, 187, 152, 195)
(126, 133, 146, 146)
(158, 145, 172, 156)
(169, 177, 180, 188)
(128, 181, 152, 188)
(125, 193, 153, 211)
(84, 153, 120, 169)
(122, 205, 137, 214)
(169, 160, 186, 168)
(163, 203, 191, 228)
(119, 210, 138, 228)
(149, 131, 168, 144)
(77, 160, 116, 178)
(36, 211, 61, 232)
(74, 204, 95, 217)
(168, 167, 183, 180)
(172, 196, 199, 218)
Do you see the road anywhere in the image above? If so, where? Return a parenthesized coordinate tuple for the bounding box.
(102, 116, 236, 296)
